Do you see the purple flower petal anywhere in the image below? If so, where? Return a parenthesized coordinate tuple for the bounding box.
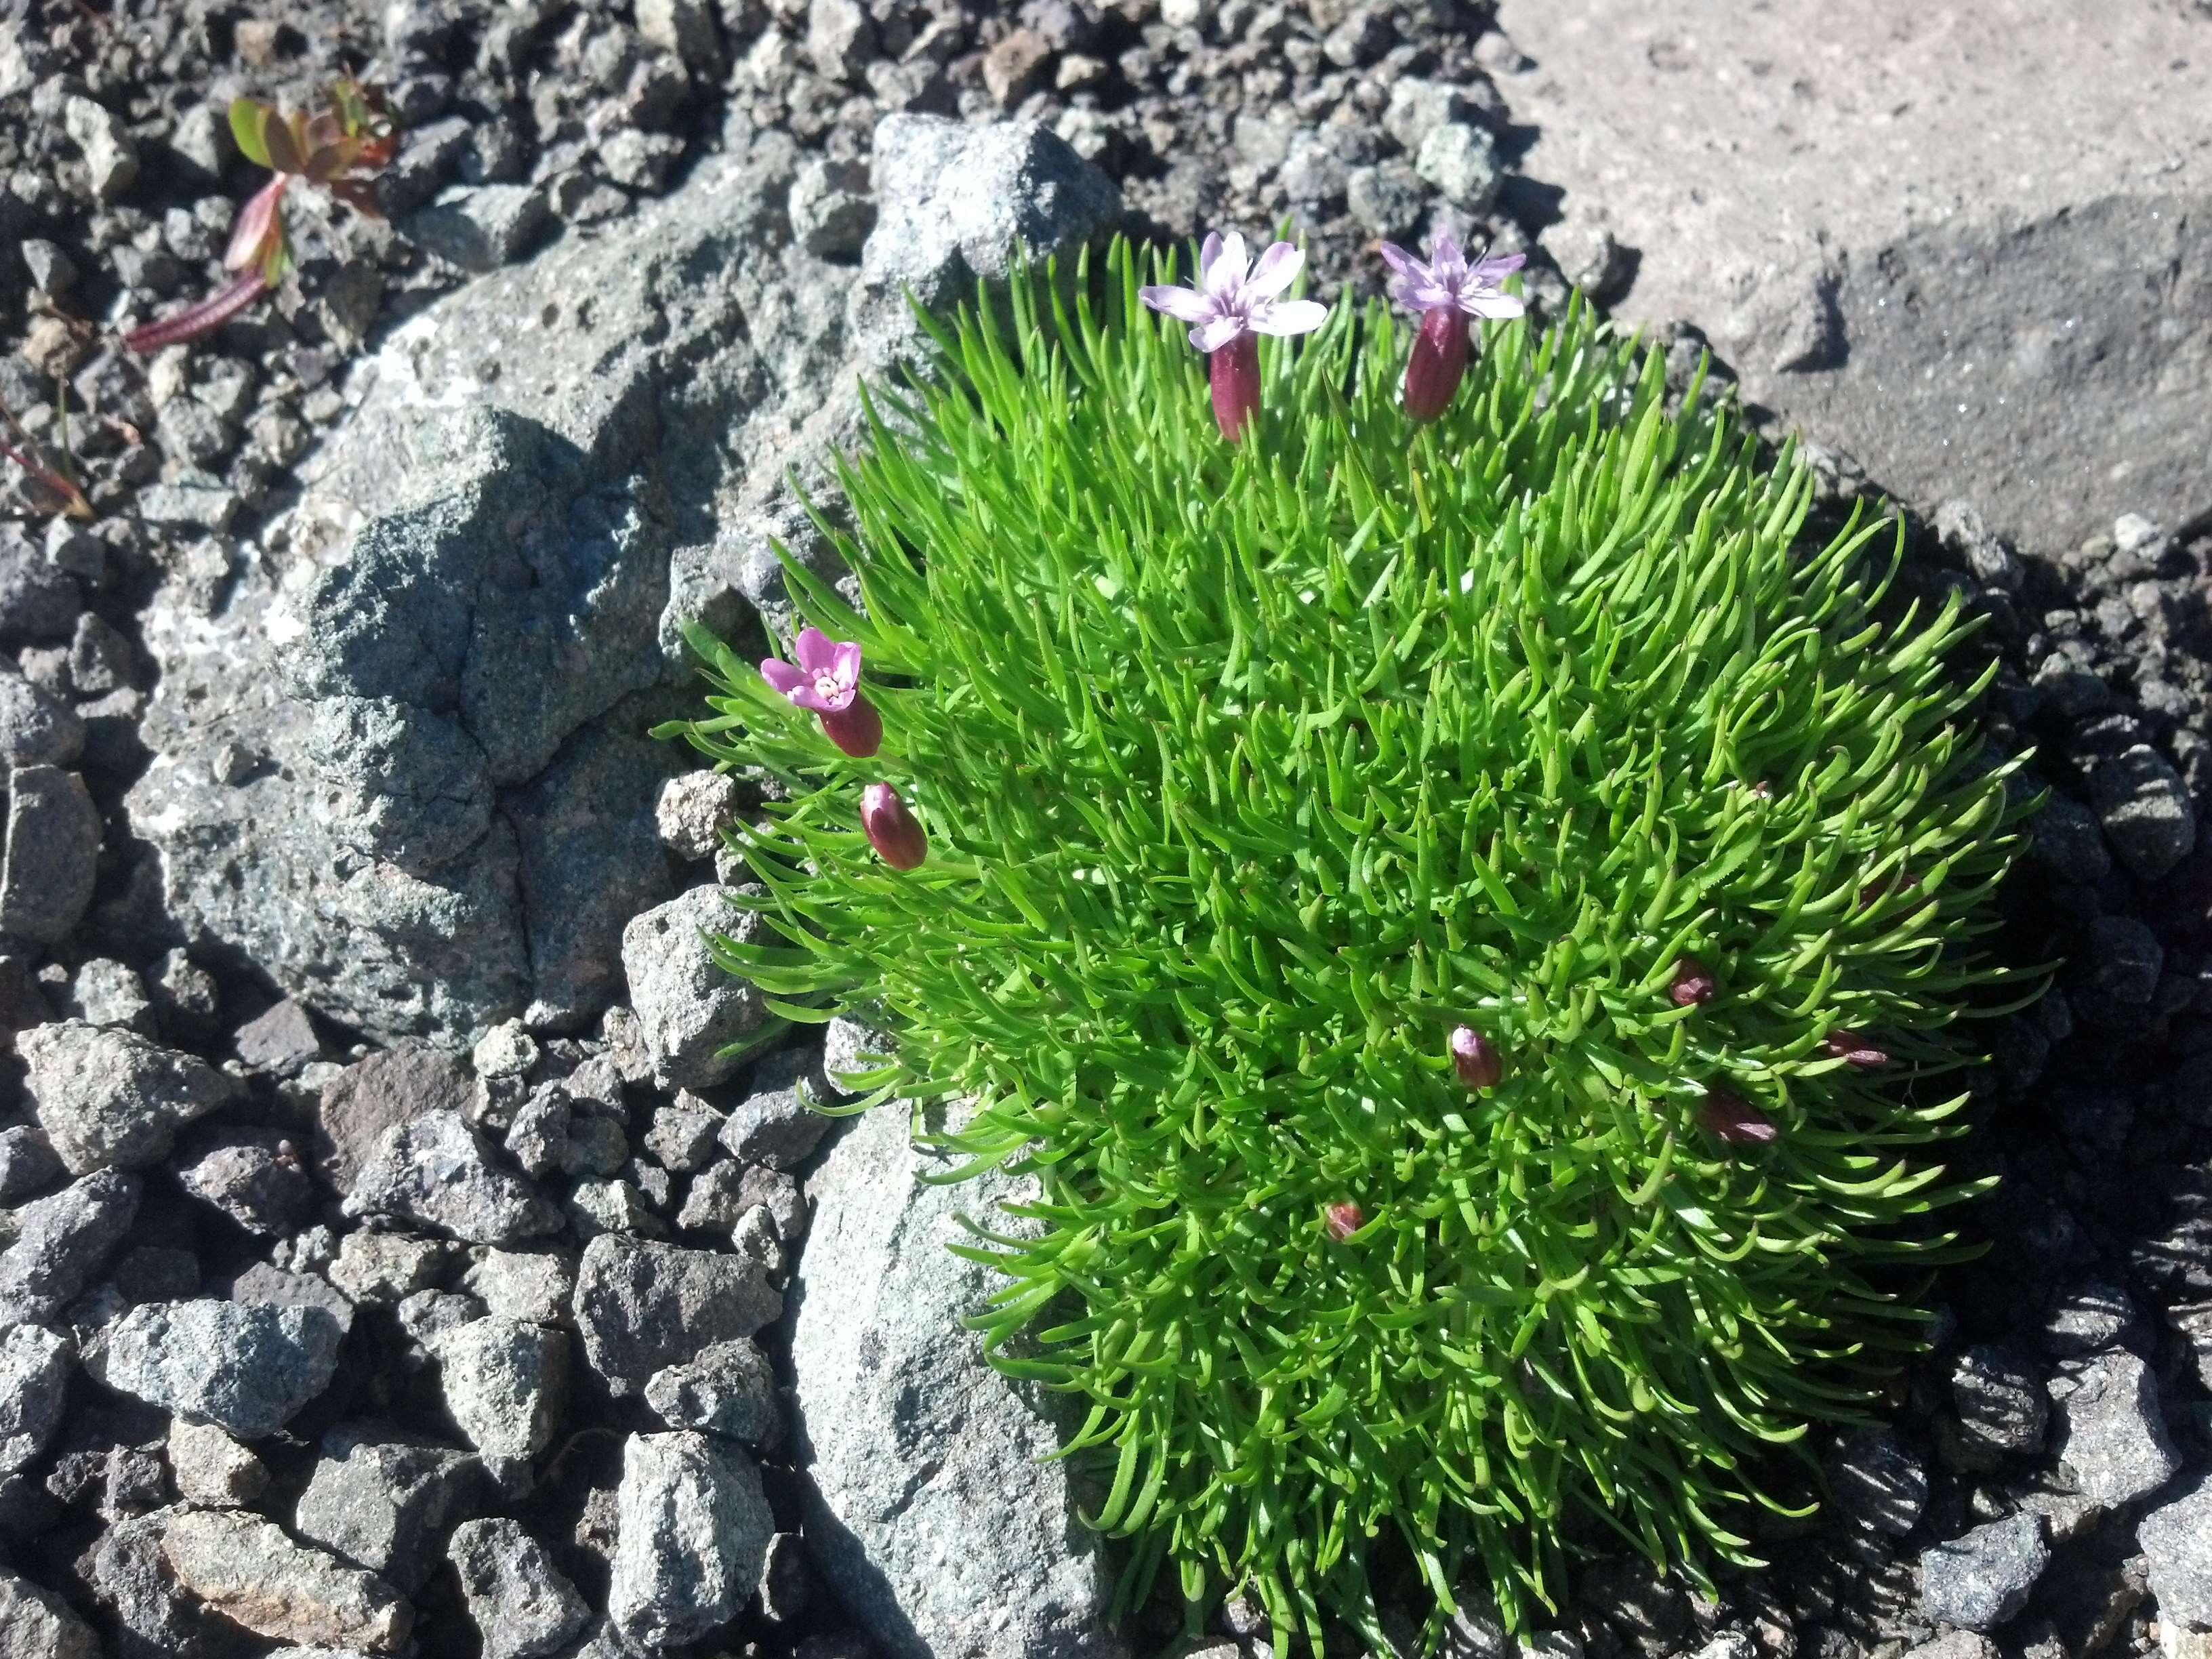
(760, 658, 806, 697)
(794, 627, 838, 675)
(1244, 241, 1304, 299)
(1378, 241, 1425, 283)
(1247, 298, 1329, 337)
(1460, 291, 1526, 320)
(828, 639, 862, 690)
(1192, 314, 1246, 354)
(1204, 230, 1250, 298)
(1140, 283, 1215, 324)
(786, 684, 836, 713)
(1197, 230, 1224, 282)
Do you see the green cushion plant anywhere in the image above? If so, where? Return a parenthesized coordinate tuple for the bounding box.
(659, 232, 2036, 1653)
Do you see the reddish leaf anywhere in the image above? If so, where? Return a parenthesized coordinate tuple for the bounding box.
(262, 109, 306, 176)
(123, 270, 274, 352)
(223, 173, 289, 272)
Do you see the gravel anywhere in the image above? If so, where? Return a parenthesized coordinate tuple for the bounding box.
(1919, 1511, 2051, 1631)
(97, 1298, 346, 1439)
(159, 1505, 413, 1652)
(2138, 1472, 2212, 1631)
(572, 1233, 783, 1396)
(293, 1423, 481, 1593)
(18, 1020, 242, 1174)
(609, 1430, 776, 1647)
(342, 1109, 564, 1246)
(449, 1516, 593, 1659)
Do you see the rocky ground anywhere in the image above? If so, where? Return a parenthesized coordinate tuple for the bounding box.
(3, 1, 2212, 1658)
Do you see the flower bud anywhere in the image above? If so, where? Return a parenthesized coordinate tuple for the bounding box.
(1824, 1029, 1889, 1068)
(1402, 305, 1472, 422)
(1450, 1024, 1501, 1090)
(861, 782, 927, 870)
(1209, 333, 1263, 442)
(1697, 1089, 1778, 1147)
(1668, 957, 1717, 1006)
(1324, 1201, 1363, 1242)
(820, 693, 884, 758)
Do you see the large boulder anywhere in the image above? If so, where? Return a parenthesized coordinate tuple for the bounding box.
(125, 117, 1120, 1048)
(1496, 1, 2212, 553)
(790, 1105, 1125, 1659)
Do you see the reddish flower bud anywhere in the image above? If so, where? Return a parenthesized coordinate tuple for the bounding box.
(1209, 333, 1263, 442)
(1450, 1024, 1501, 1090)
(860, 782, 927, 870)
(1824, 1029, 1889, 1068)
(1669, 957, 1718, 1006)
(819, 693, 883, 758)
(1401, 305, 1472, 422)
(1324, 1201, 1363, 1242)
(1697, 1089, 1778, 1147)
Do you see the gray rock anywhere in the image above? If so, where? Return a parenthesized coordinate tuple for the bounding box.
(429, 1315, 569, 1460)
(235, 998, 323, 1073)
(567, 1176, 665, 1241)
(63, 94, 138, 200)
(637, 0, 722, 72)
(0, 1322, 71, 1471)
(0, 664, 83, 765)
(645, 1336, 782, 1449)
(294, 1423, 480, 1593)
(2139, 1471, 2212, 1629)
(0, 1126, 64, 1203)
(758, 1529, 811, 1626)
(19, 1020, 243, 1175)
(460, 1249, 574, 1325)
(328, 1230, 451, 1307)
(1414, 123, 1502, 213)
(657, 771, 743, 863)
(62, 958, 156, 1032)
(0, 1568, 100, 1658)
(1, 764, 101, 943)
(1947, 1345, 2048, 1468)
(99, 1298, 346, 1437)
(343, 1110, 563, 1246)
(1382, 77, 1473, 153)
(1830, 1425, 1927, 1537)
(449, 1517, 592, 1659)
(0, 527, 83, 644)
(150, 947, 223, 1044)
(736, 1163, 807, 1244)
(0, 1169, 140, 1324)
(83, 1507, 226, 1657)
(315, 1043, 474, 1193)
(2091, 745, 2196, 881)
(159, 1506, 412, 1652)
(790, 157, 876, 259)
(2046, 1349, 2179, 1515)
(2043, 1279, 2139, 1358)
(677, 1159, 751, 1231)
(609, 1430, 775, 1647)
(808, 0, 876, 80)
(134, 479, 239, 531)
(861, 112, 1120, 324)
(1494, 0, 2212, 552)
(792, 1105, 1124, 1659)
(644, 1095, 724, 1171)
(1345, 161, 1427, 242)
(622, 886, 770, 1091)
(167, 1416, 270, 1507)
(229, 1261, 356, 1332)
(2090, 915, 2164, 1006)
(1902, 1637, 1995, 1659)
(572, 1233, 783, 1396)
(404, 183, 550, 272)
(821, 1015, 890, 1095)
(1919, 1511, 2050, 1631)
(2028, 794, 2111, 884)
(177, 1127, 314, 1235)
(718, 1046, 832, 1168)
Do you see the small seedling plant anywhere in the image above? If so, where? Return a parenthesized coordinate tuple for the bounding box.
(663, 234, 2034, 1652)
(125, 77, 396, 352)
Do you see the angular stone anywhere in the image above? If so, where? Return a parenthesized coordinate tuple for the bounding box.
(0, 663, 83, 766)
(167, 1417, 270, 1507)
(234, 999, 324, 1073)
(293, 1424, 480, 1593)
(792, 1105, 1124, 1659)
(0, 1169, 140, 1324)
(2045, 1348, 2179, 1516)
(622, 886, 770, 1091)
(0, 1568, 99, 1658)
(1830, 1426, 1927, 1538)
(460, 1249, 575, 1326)
(449, 1516, 592, 1659)
(2137, 1470, 2212, 1629)
(644, 1096, 724, 1172)
(160, 1507, 411, 1652)
(64, 94, 138, 201)
(328, 1230, 451, 1307)
(176, 1126, 315, 1235)
(20, 1021, 243, 1174)
(572, 1234, 782, 1396)
(343, 1110, 562, 1245)
(2091, 744, 2196, 881)
(314, 1042, 474, 1193)
(99, 1298, 346, 1438)
(1919, 1511, 2051, 1631)
(0, 1322, 72, 1472)
(1496, 0, 2212, 553)
(644, 1337, 782, 1450)
(609, 1430, 774, 1647)
(0, 1126, 63, 1204)
(1, 765, 102, 944)
(403, 183, 550, 272)
(718, 1045, 832, 1169)
(1946, 1345, 2047, 1468)
(656, 771, 742, 863)
(429, 1315, 568, 1460)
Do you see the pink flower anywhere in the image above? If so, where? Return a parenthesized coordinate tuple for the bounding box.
(1139, 230, 1328, 441)
(1669, 957, 1718, 1007)
(861, 782, 927, 871)
(1697, 1090, 1779, 1147)
(761, 627, 882, 758)
(1324, 1201, 1364, 1242)
(1450, 1025, 1501, 1090)
(1377, 232, 1524, 421)
(1824, 1030, 1889, 1068)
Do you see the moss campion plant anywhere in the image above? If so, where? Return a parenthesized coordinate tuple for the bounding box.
(662, 237, 2034, 1650)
